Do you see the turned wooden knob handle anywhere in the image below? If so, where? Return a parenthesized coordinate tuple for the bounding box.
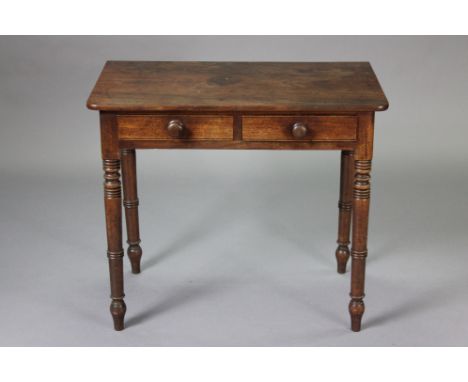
(167, 119, 185, 138)
(291, 122, 308, 139)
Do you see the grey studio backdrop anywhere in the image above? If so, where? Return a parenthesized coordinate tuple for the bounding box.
(1, 36, 467, 346)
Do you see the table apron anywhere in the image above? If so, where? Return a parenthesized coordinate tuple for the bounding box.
(115, 113, 360, 150)
(118, 140, 357, 150)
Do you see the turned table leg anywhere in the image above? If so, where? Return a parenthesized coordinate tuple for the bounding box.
(103, 158, 126, 330)
(348, 113, 374, 332)
(121, 149, 143, 274)
(335, 150, 354, 274)
(349, 159, 371, 331)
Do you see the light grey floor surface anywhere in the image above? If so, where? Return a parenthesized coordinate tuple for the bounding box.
(1, 151, 467, 346)
(0, 151, 468, 346)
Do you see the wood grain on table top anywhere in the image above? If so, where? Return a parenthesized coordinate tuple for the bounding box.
(87, 61, 388, 113)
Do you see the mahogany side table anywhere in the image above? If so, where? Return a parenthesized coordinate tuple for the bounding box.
(87, 61, 388, 332)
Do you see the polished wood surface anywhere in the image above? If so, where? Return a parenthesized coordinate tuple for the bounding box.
(89, 61, 388, 333)
(87, 61, 388, 112)
(100, 113, 126, 331)
(118, 115, 234, 140)
(349, 113, 374, 332)
(119, 138, 356, 150)
(242, 115, 357, 141)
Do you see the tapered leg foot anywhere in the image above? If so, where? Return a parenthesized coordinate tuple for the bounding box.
(349, 299, 365, 332)
(128, 243, 142, 274)
(110, 299, 127, 331)
(335, 245, 350, 274)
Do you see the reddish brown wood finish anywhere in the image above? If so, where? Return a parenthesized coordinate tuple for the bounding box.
(242, 116, 357, 141)
(89, 61, 388, 333)
(87, 61, 388, 112)
(118, 138, 356, 151)
(118, 115, 234, 140)
(100, 113, 126, 331)
(121, 149, 143, 274)
(336, 150, 354, 274)
(349, 113, 374, 332)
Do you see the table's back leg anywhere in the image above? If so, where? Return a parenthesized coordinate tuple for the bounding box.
(335, 150, 354, 274)
(121, 149, 143, 274)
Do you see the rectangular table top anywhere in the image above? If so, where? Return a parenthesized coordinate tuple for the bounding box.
(87, 61, 388, 113)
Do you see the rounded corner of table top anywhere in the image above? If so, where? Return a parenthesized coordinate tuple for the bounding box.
(86, 102, 99, 111)
(375, 100, 389, 112)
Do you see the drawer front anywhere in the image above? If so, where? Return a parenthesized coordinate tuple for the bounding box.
(242, 116, 358, 141)
(118, 115, 234, 140)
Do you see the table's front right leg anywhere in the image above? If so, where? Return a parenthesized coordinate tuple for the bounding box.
(103, 158, 126, 330)
(348, 112, 374, 332)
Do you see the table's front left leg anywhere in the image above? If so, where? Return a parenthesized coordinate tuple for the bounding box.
(103, 158, 126, 330)
(349, 159, 371, 331)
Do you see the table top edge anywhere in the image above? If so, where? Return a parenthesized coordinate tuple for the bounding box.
(87, 60, 389, 113)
